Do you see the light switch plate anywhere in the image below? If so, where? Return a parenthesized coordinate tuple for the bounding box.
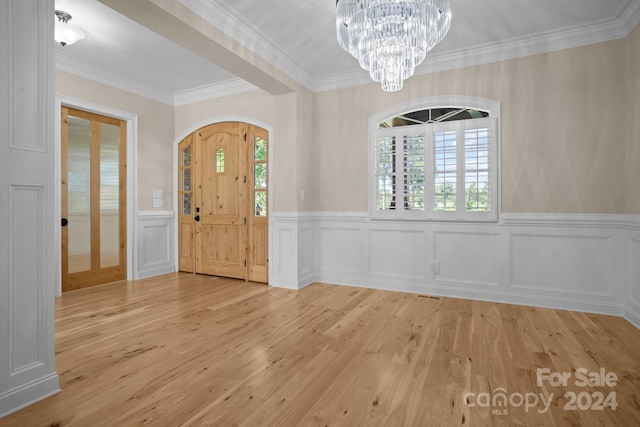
(152, 189, 163, 199)
(152, 198, 163, 208)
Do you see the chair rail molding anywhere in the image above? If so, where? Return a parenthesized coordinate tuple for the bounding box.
(269, 211, 640, 330)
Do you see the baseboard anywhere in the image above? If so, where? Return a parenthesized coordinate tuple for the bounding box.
(624, 302, 640, 329)
(0, 373, 60, 419)
(137, 265, 176, 280)
(316, 274, 625, 318)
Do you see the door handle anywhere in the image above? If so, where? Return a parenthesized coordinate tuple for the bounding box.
(194, 215, 200, 222)
(61, 218, 68, 227)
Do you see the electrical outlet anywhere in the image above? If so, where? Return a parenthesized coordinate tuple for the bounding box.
(430, 260, 440, 274)
(152, 198, 163, 208)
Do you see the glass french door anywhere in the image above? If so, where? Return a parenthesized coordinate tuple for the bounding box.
(61, 107, 126, 291)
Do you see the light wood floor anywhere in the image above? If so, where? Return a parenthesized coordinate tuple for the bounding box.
(3, 273, 640, 426)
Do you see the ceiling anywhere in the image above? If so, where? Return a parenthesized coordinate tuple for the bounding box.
(54, 0, 640, 105)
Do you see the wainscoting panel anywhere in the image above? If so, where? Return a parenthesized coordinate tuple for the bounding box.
(270, 215, 299, 289)
(369, 228, 427, 280)
(627, 237, 640, 328)
(297, 221, 315, 287)
(306, 213, 639, 327)
(9, 185, 47, 374)
(136, 211, 175, 279)
(510, 234, 611, 296)
(320, 227, 363, 275)
(434, 231, 501, 287)
(245, 213, 639, 327)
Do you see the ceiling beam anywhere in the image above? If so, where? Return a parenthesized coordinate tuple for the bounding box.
(97, 0, 294, 95)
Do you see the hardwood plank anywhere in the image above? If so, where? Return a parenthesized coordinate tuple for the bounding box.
(2, 273, 639, 427)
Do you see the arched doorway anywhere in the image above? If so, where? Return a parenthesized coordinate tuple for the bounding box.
(177, 121, 269, 283)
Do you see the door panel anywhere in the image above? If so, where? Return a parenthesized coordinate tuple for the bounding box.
(178, 122, 268, 283)
(195, 122, 248, 279)
(248, 126, 269, 282)
(178, 135, 195, 272)
(61, 107, 126, 291)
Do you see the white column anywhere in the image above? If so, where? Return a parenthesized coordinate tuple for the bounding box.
(0, 0, 60, 417)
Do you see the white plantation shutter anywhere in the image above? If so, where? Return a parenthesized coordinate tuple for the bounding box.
(374, 132, 397, 212)
(371, 114, 497, 222)
(433, 125, 458, 214)
(402, 134, 426, 211)
(464, 123, 493, 213)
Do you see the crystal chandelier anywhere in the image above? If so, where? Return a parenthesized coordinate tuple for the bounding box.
(336, 0, 452, 92)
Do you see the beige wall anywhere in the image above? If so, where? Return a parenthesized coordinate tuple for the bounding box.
(57, 22, 639, 216)
(56, 70, 175, 211)
(627, 24, 640, 214)
(315, 38, 629, 213)
(296, 87, 316, 212)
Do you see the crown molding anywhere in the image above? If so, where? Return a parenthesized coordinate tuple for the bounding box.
(56, 52, 259, 106)
(173, 79, 259, 106)
(178, 0, 317, 91)
(57, 0, 640, 100)
(55, 52, 175, 105)
(617, 0, 640, 34)
(315, 1, 640, 93)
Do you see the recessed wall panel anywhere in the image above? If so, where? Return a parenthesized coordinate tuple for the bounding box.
(511, 234, 611, 295)
(321, 227, 362, 274)
(10, 185, 45, 373)
(434, 232, 501, 286)
(630, 239, 640, 306)
(142, 225, 170, 265)
(11, 1, 44, 151)
(369, 229, 425, 279)
(277, 228, 293, 275)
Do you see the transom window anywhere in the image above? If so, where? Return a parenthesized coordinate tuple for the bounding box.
(370, 97, 499, 222)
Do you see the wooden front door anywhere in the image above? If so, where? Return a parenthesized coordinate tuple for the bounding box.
(61, 107, 127, 291)
(178, 122, 268, 283)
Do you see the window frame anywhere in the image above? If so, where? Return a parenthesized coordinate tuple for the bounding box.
(368, 96, 501, 222)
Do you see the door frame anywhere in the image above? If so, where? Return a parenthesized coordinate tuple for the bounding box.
(55, 95, 138, 296)
(173, 116, 274, 284)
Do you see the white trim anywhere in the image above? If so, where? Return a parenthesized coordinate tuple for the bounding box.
(172, 116, 275, 284)
(314, 1, 640, 93)
(56, 1, 640, 96)
(369, 96, 502, 127)
(0, 372, 60, 418)
(136, 211, 175, 279)
(54, 95, 138, 294)
(78, 207, 638, 327)
(56, 53, 174, 106)
(173, 79, 258, 106)
(177, 0, 316, 91)
(625, 301, 640, 330)
(269, 212, 640, 328)
(56, 57, 258, 107)
(502, 213, 640, 230)
(368, 97, 501, 223)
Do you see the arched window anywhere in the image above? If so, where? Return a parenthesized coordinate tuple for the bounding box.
(369, 97, 499, 221)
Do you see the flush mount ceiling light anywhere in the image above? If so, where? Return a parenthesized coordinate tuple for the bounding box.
(336, 0, 452, 92)
(55, 10, 85, 46)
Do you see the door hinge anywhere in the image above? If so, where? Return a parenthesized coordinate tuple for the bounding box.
(244, 259, 247, 267)
(243, 175, 247, 183)
(243, 217, 247, 225)
(244, 133, 247, 141)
